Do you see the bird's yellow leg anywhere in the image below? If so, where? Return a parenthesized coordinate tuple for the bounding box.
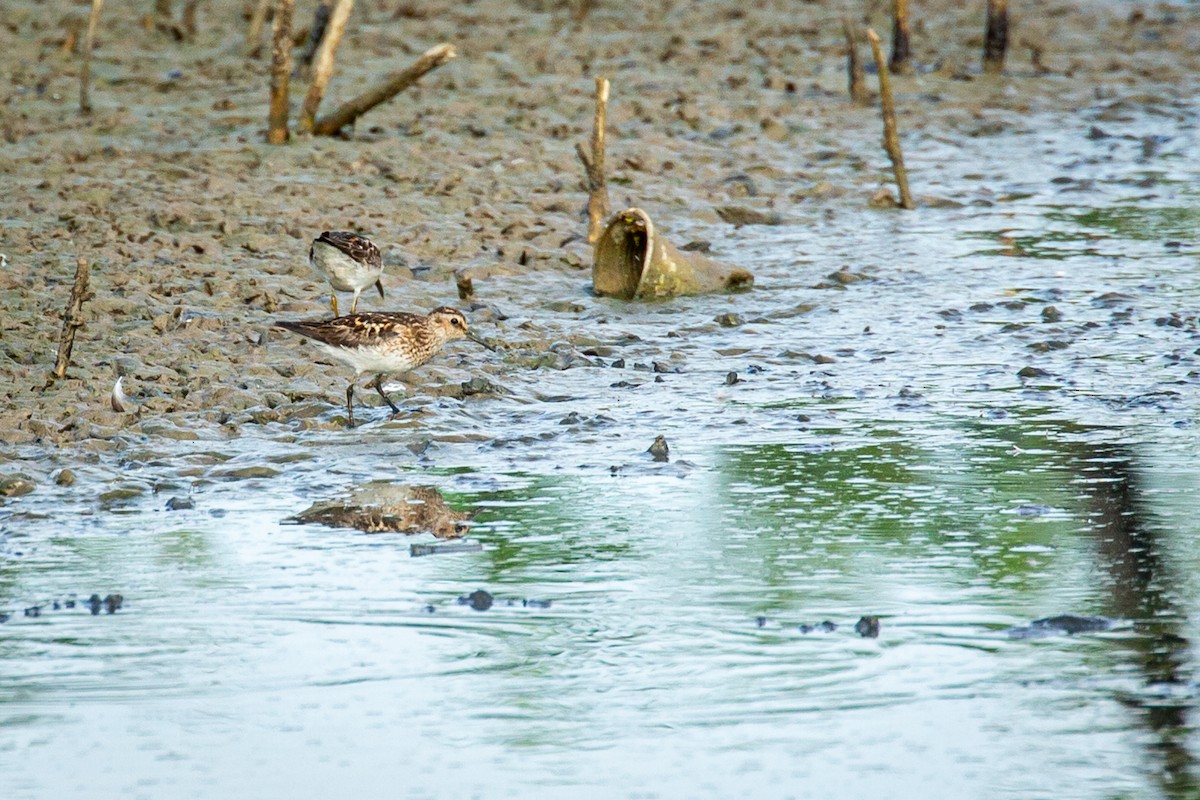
(330, 295, 339, 317)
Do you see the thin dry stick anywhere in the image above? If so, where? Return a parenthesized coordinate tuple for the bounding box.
(79, 0, 104, 114)
(866, 28, 914, 210)
(574, 76, 611, 244)
(182, 0, 199, 39)
(52, 257, 92, 380)
(842, 17, 869, 105)
(983, 0, 1009, 74)
(889, 0, 912, 75)
(312, 42, 456, 136)
(298, 0, 354, 134)
(246, 0, 272, 56)
(267, 0, 295, 144)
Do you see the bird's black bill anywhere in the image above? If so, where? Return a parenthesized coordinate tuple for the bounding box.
(467, 332, 496, 351)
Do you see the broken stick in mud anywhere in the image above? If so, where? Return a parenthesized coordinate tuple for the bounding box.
(866, 28, 914, 210)
(246, 0, 271, 57)
(575, 76, 611, 244)
(889, 0, 913, 75)
(311, 43, 456, 137)
(267, 0, 295, 144)
(984, 0, 1010, 75)
(842, 18, 869, 105)
(51, 257, 92, 381)
(298, 0, 355, 134)
(79, 0, 104, 114)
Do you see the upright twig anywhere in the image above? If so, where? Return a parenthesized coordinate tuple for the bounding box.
(984, 0, 1010, 75)
(299, 0, 333, 72)
(574, 76, 611, 244)
(298, 0, 354, 134)
(889, 0, 912, 75)
(79, 0, 104, 114)
(267, 0, 295, 144)
(842, 17, 869, 105)
(182, 0, 200, 39)
(52, 257, 92, 381)
(246, 0, 272, 57)
(866, 28, 914, 210)
(311, 42, 456, 136)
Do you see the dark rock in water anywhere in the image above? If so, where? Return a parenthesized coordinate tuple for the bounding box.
(459, 589, 493, 611)
(855, 616, 881, 638)
(165, 496, 195, 511)
(422, 605, 436, 614)
(714, 312, 743, 327)
(64, 598, 75, 609)
(522, 599, 552, 609)
(104, 594, 124, 614)
(647, 435, 670, 462)
(725, 372, 740, 386)
(461, 376, 502, 396)
(55, 469, 76, 487)
(755, 616, 768, 628)
(0, 612, 9, 623)
(1007, 614, 1115, 639)
(1017, 366, 1050, 379)
(1041, 306, 1063, 322)
(88, 594, 102, 615)
(799, 620, 837, 634)
(0, 476, 36, 497)
(610, 358, 626, 369)
(24, 605, 41, 618)
(680, 239, 713, 252)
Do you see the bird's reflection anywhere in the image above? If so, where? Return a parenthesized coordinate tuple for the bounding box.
(287, 484, 474, 539)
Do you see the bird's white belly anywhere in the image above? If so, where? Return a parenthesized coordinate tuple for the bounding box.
(316, 343, 414, 375)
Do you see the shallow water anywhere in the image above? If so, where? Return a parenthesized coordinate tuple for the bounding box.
(4, 97, 1200, 800)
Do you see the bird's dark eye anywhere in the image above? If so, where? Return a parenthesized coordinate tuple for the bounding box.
(452, 318, 462, 327)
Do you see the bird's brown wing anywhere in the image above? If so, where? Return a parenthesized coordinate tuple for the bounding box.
(316, 231, 383, 269)
(274, 312, 425, 348)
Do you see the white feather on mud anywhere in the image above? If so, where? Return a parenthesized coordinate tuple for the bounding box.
(110, 376, 132, 413)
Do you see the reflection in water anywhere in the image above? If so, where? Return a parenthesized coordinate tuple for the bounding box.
(286, 483, 474, 539)
(1078, 446, 1198, 798)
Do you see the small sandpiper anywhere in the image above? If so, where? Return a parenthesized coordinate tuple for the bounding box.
(274, 307, 492, 428)
(308, 230, 385, 316)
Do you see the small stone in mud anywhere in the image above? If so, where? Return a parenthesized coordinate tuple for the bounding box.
(647, 435, 670, 462)
(652, 361, 676, 374)
(459, 589, 493, 611)
(855, 616, 881, 638)
(715, 205, 782, 227)
(715, 312, 743, 327)
(813, 354, 837, 365)
(165, 496, 194, 511)
(611, 358, 625, 368)
(725, 372, 740, 386)
(1017, 366, 1050, 379)
(104, 594, 123, 614)
(55, 469, 76, 487)
(1028, 340, 1069, 353)
(213, 466, 280, 481)
(461, 376, 499, 396)
(1042, 306, 1063, 322)
(680, 240, 712, 252)
(0, 476, 35, 497)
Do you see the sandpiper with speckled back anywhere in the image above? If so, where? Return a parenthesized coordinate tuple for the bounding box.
(273, 307, 492, 427)
(309, 231, 385, 316)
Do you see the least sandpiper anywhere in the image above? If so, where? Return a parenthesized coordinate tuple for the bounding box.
(308, 230, 385, 316)
(273, 307, 491, 427)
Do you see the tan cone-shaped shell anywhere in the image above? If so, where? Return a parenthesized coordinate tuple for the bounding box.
(592, 208, 754, 300)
